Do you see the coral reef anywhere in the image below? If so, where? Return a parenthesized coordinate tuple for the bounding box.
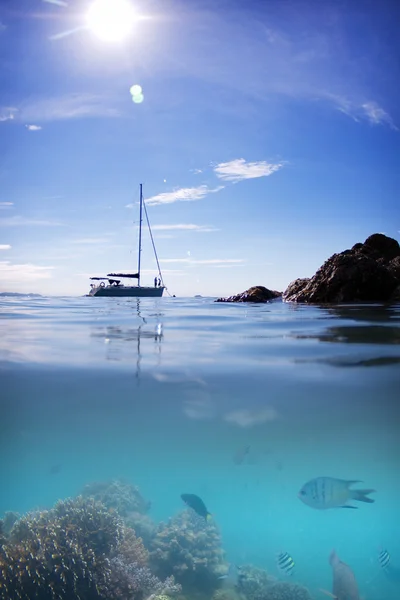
(149, 509, 227, 592)
(236, 565, 313, 600)
(236, 565, 277, 600)
(82, 479, 156, 545)
(0, 496, 122, 600)
(119, 526, 149, 566)
(108, 557, 182, 599)
(262, 582, 313, 600)
(82, 479, 151, 516)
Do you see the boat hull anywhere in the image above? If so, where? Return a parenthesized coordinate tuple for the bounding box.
(89, 286, 164, 298)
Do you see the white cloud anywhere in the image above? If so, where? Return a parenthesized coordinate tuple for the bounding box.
(0, 21, 6, 33)
(0, 215, 63, 227)
(224, 407, 279, 428)
(0, 244, 11, 250)
(0, 261, 54, 283)
(152, 224, 219, 232)
(0, 202, 14, 209)
(214, 158, 283, 182)
(146, 185, 224, 206)
(0, 107, 17, 122)
(18, 94, 120, 122)
(25, 124, 42, 131)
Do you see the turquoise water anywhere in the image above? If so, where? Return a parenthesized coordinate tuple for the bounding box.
(1, 295, 400, 600)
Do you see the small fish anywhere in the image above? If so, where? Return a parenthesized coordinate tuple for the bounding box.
(378, 548, 391, 570)
(233, 444, 251, 465)
(276, 551, 295, 576)
(298, 477, 375, 510)
(49, 464, 62, 475)
(181, 493, 211, 520)
(329, 549, 361, 600)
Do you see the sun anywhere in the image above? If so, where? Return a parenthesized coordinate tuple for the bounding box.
(87, 0, 136, 42)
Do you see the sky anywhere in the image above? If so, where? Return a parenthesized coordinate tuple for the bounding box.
(0, 0, 399, 297)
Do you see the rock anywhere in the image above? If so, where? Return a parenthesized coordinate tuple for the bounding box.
(216, 285, 282, 303)
(283, 233, 400, 303)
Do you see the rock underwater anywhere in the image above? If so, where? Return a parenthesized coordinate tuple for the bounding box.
(283, 233, 400, 303)
(216, 286, 282, 303)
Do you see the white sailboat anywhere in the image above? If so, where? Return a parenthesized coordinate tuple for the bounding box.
(88, 184, 165, 297)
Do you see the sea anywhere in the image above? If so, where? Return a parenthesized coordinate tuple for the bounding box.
(1, 294, 400, 600)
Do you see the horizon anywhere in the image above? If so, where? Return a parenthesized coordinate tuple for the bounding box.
(1, 0, 399, 297)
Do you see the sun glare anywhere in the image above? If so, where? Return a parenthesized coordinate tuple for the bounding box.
(87, 0, 135, 42)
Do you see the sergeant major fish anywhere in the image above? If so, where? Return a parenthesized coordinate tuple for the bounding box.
(276, 551, 295, 576)
(298, 477, 375, 510)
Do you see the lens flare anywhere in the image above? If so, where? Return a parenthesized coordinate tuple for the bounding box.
(130, 84, 142, 96)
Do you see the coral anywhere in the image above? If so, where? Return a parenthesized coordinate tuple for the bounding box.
(0, 496, 122, 600)
(119, 526, 149, 566)
(1, 512, 20, 536)
(82, 479, 151, 516)
(236, 565, 276, 600)
(108, 557, 182, 599)
(236, 566, 313, 600)
(82, 480, 156, 546)
(263, 582, 313, 600)
(149, 509, 227, 593)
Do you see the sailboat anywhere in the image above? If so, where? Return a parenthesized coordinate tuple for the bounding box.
(88, 184, 165, 297)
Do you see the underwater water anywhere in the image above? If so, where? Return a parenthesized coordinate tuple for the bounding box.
(1, 295, 400, 600)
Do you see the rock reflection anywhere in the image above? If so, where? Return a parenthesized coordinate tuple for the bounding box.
(291, 305, 400, 367)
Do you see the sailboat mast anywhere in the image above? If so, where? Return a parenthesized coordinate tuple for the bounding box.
(137, 183, 143, 287)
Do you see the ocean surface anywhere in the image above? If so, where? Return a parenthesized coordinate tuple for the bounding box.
(1, 294, 400, 600)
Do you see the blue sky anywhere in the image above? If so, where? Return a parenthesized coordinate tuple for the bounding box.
(0, 0, 399, 297)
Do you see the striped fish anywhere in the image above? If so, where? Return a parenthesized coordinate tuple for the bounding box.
(277, 551, 295, 576)
(378, 548, 391, 570)
(298, 477, 375, 510)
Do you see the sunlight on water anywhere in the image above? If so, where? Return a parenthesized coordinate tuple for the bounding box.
(1, 296, 399, 600)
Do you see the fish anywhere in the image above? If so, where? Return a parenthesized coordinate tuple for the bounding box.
(298, 477, 375, 509)
(328, 549, 361, 600)
(181, 493, 212, 520)
(233, 444, 251, 465)
(378, 547, 390, 570)
(276, 551, 295, 576)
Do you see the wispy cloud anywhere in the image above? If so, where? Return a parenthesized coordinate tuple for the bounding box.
(71, 237, 109, 245)
(0, 107, 17, 122)
(160, 258, 245, 266)
(214, 158, 283, 182)
(361, 102, 397, 130)
(0, 202, 14, 209)
(224, 407, 279, 428)
(0, 244, 11, 250)
(25, 124, 42, 131)
(0, 215, 63, 227)
(0, 22, 6, 33)
(146, 185, 224, 206)
(328, 94, 397, 130)
(152, 224, 219, 233)
(17, 94, 121, 122)
(0, 261, 54, 282)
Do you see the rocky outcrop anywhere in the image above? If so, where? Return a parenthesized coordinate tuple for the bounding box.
(283, 233, 400, 303)
(216, 285, 282, 303)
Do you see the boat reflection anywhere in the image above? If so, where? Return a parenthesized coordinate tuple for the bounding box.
(90, 300, 163, 379)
